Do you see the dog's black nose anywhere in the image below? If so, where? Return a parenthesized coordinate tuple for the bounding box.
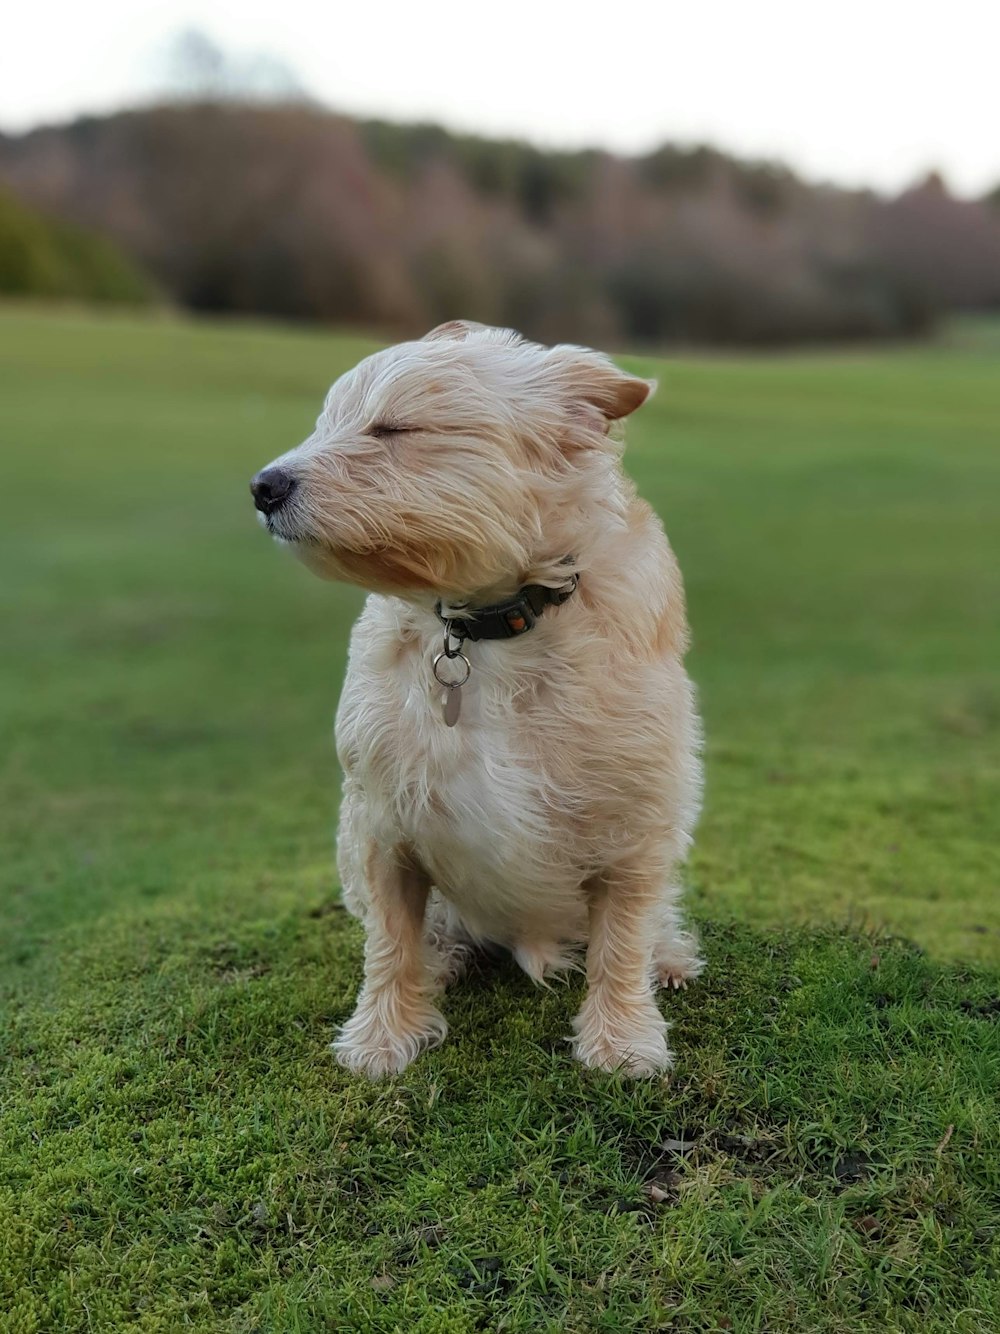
(251, 467, 296, 514)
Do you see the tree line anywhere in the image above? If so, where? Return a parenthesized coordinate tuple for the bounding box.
(2, 102, 998, 345)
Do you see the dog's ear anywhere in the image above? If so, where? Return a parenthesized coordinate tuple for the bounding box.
(423, 319, 487, 343)
(548, 346, 655, 425)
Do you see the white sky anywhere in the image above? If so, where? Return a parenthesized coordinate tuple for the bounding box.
(2, 0, 998, 196)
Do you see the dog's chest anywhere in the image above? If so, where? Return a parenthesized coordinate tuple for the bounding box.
(337, 607, 581, 898)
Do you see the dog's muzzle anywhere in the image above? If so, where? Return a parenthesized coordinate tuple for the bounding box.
(250, 467, 297, 516)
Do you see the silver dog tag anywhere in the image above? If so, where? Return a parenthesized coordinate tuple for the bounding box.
(433, 645, 470, 728)
(442, 685, 462, 727)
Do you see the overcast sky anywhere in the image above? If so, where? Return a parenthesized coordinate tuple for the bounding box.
(2, 0, 998, 196)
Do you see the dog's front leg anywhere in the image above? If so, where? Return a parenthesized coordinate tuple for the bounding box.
(333, 846, 447, 1078)
(571, 866, 672, 1076)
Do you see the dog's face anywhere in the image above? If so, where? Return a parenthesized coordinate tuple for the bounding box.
(251, 321, 651, 599)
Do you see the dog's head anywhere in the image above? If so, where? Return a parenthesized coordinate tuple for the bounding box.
(250, 321, 653, 600)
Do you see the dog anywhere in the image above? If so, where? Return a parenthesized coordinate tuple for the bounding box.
(251, 320, 702, 1078)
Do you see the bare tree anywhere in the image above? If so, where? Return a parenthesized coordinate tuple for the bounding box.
(156, 28, 308, 105)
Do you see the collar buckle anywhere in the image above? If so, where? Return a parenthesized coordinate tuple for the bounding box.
(548, 573, 579, 606)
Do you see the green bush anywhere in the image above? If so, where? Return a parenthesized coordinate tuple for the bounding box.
(0, 189, 155, 305)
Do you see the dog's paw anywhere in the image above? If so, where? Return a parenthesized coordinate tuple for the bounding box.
(332, 996, 447, 1079)
(570, 994, 673, 1077)
(656, 963, 700, 991)
(653, 936, 704, 992)
(427, 937, 476, 992)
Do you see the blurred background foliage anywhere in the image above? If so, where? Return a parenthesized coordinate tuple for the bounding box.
(2, 35, 999, 347)
(0, 188, 155, 307)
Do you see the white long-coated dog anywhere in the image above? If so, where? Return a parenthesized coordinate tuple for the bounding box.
(251, 320, 702, 1078)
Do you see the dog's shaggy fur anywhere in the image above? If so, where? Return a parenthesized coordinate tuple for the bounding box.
(253, 320, 702, 1078)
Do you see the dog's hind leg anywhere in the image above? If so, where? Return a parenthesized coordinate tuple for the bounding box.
(651, 888, 704, 991)
(333, 845, 447, 1078)
(424, 892, 477, 990)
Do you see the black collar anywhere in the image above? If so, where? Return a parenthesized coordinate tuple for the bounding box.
(435, 574, 579, 643)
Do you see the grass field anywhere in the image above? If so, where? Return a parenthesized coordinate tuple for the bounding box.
(2, 306, 998, 1331)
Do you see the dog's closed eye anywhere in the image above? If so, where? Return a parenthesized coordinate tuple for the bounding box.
(370, 422, 419, 440)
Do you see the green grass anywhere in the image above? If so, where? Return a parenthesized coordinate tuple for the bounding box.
(1, 306, 998, 1331)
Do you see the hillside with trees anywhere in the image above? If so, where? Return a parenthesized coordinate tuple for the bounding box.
(2, 103, 998, 345)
